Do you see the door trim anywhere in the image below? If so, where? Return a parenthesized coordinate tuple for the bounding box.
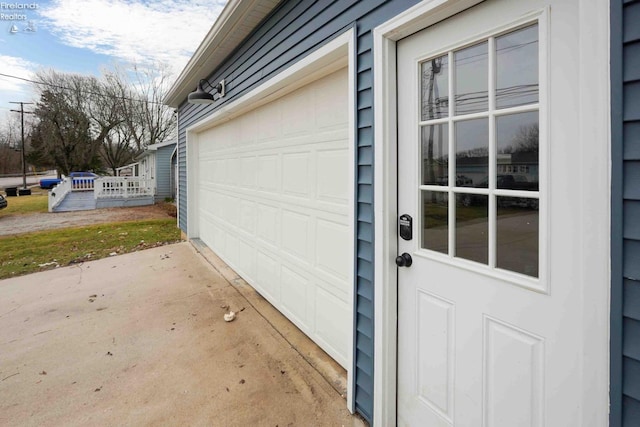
(373, 0, 611, 425)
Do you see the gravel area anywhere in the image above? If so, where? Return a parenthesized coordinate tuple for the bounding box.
(0, 204, 177, 236)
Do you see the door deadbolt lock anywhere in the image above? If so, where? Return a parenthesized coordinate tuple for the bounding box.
(399, 214, 413, 241)
(395, 253, 413, 267)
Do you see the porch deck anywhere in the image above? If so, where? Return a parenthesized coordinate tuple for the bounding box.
(49, 176, 154, 213)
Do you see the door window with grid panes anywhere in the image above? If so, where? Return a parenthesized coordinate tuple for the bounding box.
(419, 23, 540, 278)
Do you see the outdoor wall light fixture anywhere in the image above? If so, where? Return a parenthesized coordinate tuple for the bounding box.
(187, 79, 226, 104)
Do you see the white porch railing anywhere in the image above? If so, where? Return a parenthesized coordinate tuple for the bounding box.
(72, 177, 95, 191)
(94, 177, 154, 199)
(48, 176, 73, 212)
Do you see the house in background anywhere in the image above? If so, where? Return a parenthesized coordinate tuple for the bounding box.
(137, 141, 177, 202)
(118, 141, 177, 202)
(165, 0, 635, 425)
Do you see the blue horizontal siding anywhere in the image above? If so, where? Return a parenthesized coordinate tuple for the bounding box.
(624, 240, 640, 279)
(155, 145, 174, 200)
(624, 82, 640, 121)
(623, 1, 640, 42)
(624, 357, 640, 402)
(623, 395, 640, 426)
(625, 122, 640, 159)
(624, 41, 640, 81)
(625, 161, 640, 199)
(613, 0, 640, 425)
(625, 318, 640, 361)
(625, 201, 640, 239)
(625, 279, 640, 320)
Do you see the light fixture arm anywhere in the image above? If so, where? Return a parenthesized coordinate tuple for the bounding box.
(201, 78, 225, 98)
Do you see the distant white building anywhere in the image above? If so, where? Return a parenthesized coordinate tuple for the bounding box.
(117, 141, 177, 202)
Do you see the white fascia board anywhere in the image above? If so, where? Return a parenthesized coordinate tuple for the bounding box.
(146, 140, 177, 150)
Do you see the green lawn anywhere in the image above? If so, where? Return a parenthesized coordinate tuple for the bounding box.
(0, 192, 49, 216)
(0, 218, 182, 280)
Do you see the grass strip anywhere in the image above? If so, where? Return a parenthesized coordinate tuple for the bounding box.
(0, 218, 182, 280)
(0, 193, 49, 216)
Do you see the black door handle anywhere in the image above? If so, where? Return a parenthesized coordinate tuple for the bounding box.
(395, 253, 412, 267)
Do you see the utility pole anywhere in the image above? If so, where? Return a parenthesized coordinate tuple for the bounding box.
(9, 101, 34, 191)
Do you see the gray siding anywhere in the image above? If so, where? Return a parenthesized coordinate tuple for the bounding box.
(154, 145, 175, 201)
(612, 0, 640, 425)
(176, 1, 420, 422)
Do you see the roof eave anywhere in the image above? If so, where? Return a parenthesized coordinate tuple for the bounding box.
(164, 0, 281, 108)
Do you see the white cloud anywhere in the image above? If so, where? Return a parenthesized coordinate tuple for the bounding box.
(0, 55, 36, 92)
(0, 55, 39, 113)
(39, 0, 226, 76)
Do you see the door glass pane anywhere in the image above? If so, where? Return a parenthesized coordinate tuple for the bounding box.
(421, 54, 449, 120)
(497, 197, 539, 277)
(455, 195, 488, 264)
(454, 42, 488, 115)
(455, 118, 488, 188)
(496, 24, 539, 109)
(422, 124, 449, 185)
(496, 111, 539, 190)
(422, 191, 448, 254)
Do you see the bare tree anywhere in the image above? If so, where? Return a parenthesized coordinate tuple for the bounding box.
(27, 65, 175, 176)
(104, 63, 176, 152)
(512, 123, 539, 152)
(100, 127, 138, 176)
(29, 70, 123, 175)
(0, 115, 23, 174)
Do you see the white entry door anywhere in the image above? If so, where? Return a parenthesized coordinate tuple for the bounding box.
(397, 0, 604, 425)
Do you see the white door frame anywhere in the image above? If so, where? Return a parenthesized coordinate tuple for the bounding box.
(185, 28, 357, 413)
(372, 0, 611, 425)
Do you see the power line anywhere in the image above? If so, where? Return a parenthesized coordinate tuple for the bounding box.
(0, 72, 167, 106)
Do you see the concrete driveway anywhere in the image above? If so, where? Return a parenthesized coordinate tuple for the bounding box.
(0, 242, 363, 426)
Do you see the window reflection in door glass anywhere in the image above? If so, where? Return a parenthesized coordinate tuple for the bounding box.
(454, 42, 488, 115)
(496, 24, 539, 109)
(422, 124, 449, 185)
(496, 111, 539, 190)
(497, 197, 539, 277)
(455, 118, 488, 188)
(421, 55, 449, 120)
(422, 191, 448, 254)
(455, 195, 488, 264)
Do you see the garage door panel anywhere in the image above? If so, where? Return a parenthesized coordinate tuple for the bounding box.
(317, 148, 349, 203)
(281, 209, 311, 263)
(258, 154, 280, 192)
(257, 99, 282, 141)
(316, 69, 349, 130)
(239, 199, 256, 235)
(256, 250, 281, 302)
(256, 203, 280, 247)
(197, 68, 350, 368)
(315, 286, 350, 365)
(281, 266, 311, 329)
(316, 219, 351, 281)
(282, 152, 311, 196)
(236, 238, 256, 282)
(240, 156, 257, 188)
(283, 88, 314, 136)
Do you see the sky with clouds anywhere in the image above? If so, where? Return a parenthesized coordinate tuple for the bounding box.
(0, 0, 226, 116)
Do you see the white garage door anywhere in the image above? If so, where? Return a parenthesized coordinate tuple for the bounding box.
(196, 68, 351, 367)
